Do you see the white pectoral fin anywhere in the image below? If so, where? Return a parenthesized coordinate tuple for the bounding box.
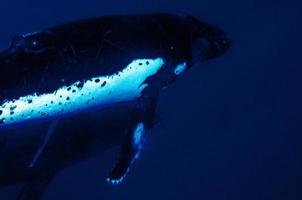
(29, 120, 60, 168)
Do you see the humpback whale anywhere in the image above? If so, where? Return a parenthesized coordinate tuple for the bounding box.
(0, 13, 231, 199)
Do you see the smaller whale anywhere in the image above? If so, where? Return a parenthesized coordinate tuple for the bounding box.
(0, 13, 231, 199)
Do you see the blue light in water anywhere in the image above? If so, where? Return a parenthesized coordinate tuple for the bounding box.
(174, 62, 187, 75)
(0, 58, 165, 127)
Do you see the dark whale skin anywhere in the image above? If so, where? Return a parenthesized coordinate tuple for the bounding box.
(0, 13, 231, 198)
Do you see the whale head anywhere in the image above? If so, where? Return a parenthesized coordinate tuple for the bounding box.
(186, 15, 232, 63)
(166, 15, 231, 84)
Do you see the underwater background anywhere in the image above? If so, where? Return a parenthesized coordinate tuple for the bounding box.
(0, 0, 301, 199)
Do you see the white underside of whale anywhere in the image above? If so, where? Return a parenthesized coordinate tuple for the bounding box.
(0, 58, 165, 127)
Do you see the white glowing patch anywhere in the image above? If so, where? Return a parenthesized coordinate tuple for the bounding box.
(133, 122, 145, 160)
(133, 122, 144, 148)
(0, 58, 164, 126)
(174, 62, 187, 75)
(107, 177, 123, 185)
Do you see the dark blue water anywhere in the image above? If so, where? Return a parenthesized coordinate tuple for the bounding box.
(0, 0, 301, 199)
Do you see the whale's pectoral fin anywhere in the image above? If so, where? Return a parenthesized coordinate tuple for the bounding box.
(28, 120, 60, 168)
(16, 172, 55, 200)
(107, 97, 158, 184)
(107, 121, 146, 184)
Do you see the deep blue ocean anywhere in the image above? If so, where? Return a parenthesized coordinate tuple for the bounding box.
(0, 0, 301, 199)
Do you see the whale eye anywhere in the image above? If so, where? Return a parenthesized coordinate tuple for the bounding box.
(25, 37, 47, 52)
(23, 31, 54, 53)
(27, 39, 42, 51)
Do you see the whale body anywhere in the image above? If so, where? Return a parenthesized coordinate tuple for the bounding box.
(0, 13, 231, 199)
